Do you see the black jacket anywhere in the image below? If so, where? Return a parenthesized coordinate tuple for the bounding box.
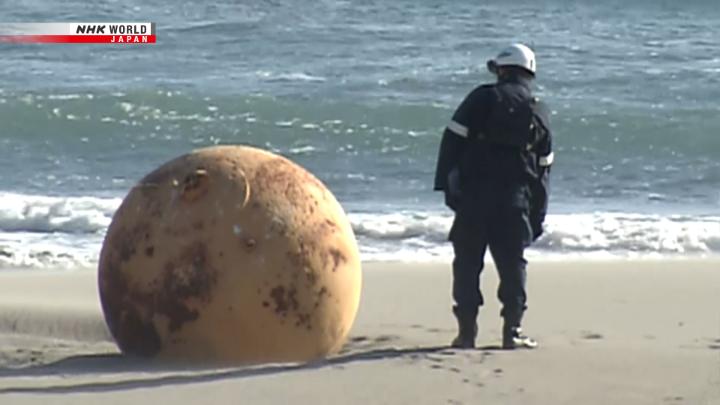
(434, 76, 553, 239)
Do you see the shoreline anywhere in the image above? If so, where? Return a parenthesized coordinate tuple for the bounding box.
(4, 253, 720, 274)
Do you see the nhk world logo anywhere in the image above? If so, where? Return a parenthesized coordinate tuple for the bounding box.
(0, 23, 156, 44)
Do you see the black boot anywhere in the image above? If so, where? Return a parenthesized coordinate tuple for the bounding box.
(502, 320, 537, 350)
(451, 306, 478, 349)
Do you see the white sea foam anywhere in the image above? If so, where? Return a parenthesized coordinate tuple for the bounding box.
(350, 211, 720, 261)
(287, 145, 318, 155)
(0, 193, 117, 268)
(257, 71, 327, 83)
(0, 192, 120, 234)
(1, 192, 719, 269)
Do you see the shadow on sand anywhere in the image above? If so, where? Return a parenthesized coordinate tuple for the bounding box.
(0, 345, 454, 394)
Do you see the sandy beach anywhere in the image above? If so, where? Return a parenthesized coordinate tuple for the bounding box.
(1, 260, 718, 405)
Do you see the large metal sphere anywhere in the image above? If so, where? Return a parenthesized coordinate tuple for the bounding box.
(98, 145, 361, 364)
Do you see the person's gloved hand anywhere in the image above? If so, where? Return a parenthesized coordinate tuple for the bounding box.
(445, 191, 460, 211)
(445, 167, 462, 211)
(530, 220, 544, 241)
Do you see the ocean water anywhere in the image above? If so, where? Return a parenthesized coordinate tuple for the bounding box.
(1, 0, 720, 268)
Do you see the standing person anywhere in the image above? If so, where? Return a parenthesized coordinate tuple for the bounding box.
(434, 43, 553, 349)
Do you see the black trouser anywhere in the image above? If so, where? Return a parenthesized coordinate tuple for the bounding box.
(449, 194, 532, 327)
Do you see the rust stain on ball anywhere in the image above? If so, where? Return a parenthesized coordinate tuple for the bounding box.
(98, 145, 361, 364)
(99, 261, 162, 357)
(157, 242, 218, 332)
(328, 248, 346, 272)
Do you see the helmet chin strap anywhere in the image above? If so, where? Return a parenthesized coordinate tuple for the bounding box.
(496, 66, 534, 82)
(487, 60, 499, 74)
(496, 67, 515, 81)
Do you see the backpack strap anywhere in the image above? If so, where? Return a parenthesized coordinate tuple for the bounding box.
(526, 97, 549, 153)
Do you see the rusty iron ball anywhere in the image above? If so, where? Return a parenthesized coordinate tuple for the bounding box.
(98, 145, 362, 364)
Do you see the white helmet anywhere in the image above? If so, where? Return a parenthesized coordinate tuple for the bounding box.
(487, 43, 536, 76)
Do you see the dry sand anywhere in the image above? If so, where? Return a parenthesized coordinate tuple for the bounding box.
(1, 260, 719, 404)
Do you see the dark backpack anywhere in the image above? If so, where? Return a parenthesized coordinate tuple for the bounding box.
(479, 84, 544, 150)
